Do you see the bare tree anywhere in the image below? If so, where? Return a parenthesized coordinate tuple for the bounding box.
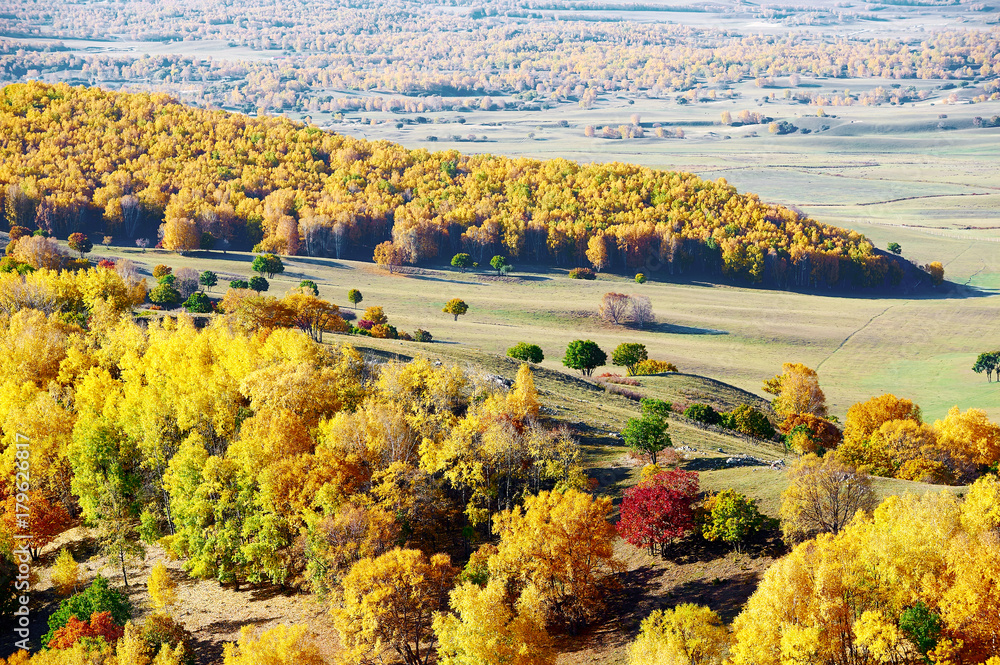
(779, 454, 876, 543)
(598, 292, 630, 325)
(630, 295, 653, 328)
(332, 221, 347, 259)
(174, 267, 200, 299)
(114, 258, 140, 285)
(119, 195, 142, 239)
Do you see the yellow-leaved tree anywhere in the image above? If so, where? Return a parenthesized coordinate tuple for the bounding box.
(489, 489, 619, 632)
(434, 577, 554, 665)
(50, 548, 80, 596)
(628, 604, 729, 665)
(147, 562, 178, 613)
(763, 362, 827, 417)
(223, 624, 326, 665)
(334, 548, 456, 665)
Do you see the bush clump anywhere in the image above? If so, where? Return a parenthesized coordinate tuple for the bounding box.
(413, 329, 433, 343)
(507, 342, 544, 363)
(633, 359, 679, 375)
(569, 267, 596, 280)
(684, 403, 722, 425)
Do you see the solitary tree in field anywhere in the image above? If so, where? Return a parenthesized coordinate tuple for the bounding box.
(68, 232, 93, 259)
(374, 241, 406, 273)
(199, 271, 218, 292)
(490, 255, 511, 276)
(161, 217, 200, 254)
(622, 413, 671, 465)
(248, 276, 269, 294)
(612, 343, 648, 376)
(451, 253, 473, 272)
(443, 298, 468, 321)
(507, 342, 544, 364)
(348, 289, 363, 309)
(562, 340, 606, 377)
(598, 293, 630, 325)
(973, 351, 1000, 382)
(252, 253, 284, 278)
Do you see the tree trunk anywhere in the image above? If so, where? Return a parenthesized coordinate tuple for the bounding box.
(120, 551, 129, 587)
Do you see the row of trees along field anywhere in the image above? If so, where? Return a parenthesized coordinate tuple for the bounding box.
(2, 261, 1000, 663)
(0, 83, 937, 291)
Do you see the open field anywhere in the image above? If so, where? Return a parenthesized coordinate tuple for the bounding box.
(101, 242, 1000, 424)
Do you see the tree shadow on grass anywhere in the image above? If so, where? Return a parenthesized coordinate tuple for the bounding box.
(666, 572, 761, 623)
(643, 321, 728, 335)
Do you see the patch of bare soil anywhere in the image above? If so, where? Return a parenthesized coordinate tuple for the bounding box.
(553, 532, 786, 665)
(9, 528, 340, 665)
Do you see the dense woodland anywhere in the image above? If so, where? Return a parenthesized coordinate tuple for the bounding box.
(0, 83, 937, 290)
(2, 0, 1000, 114)
(1, 263, 999, 664)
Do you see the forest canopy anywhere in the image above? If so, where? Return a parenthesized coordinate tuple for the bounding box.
(0, 82, 926, 290)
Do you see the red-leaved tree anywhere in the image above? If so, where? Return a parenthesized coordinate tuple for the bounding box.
(1, 492, 72, 560)
(616, 469, 699, 556)
(48, 611, 125, 649)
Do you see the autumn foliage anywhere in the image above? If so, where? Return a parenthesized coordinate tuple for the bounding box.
(0, 83, 925, 290)
(617, 469, 699, 556)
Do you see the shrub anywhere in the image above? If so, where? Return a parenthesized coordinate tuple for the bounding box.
(451, 253, 473, 272)
(413, 329, 433, 343)
(700, 489, 768, 549)
(371, 323, 396, 339)
(684, 403, 721, 425)
(152, 264, 172, 279)
(726, 404, 776, 439)
(611, 342, 648, 375)
(48, 610, 124, 649)
(183, 292, 213, 313)
(507, 342, 544, 363)
(229, 279, 249, 289)
(635, 273, 647, 284)
(299, 279, 319, 296)
(599, 375, 641, 386)
(248, 276, 269, 293)
(363, 306, 388, 325)
(569, 267, 596, 280)
(397, 331, 413, 341)
(358, 319, 373, 330)
(605, 384, 643, 401)
(149, 283, 181, 307)
(97, 258, 116, 270)
(43, 576, 132, 647)
(632, 360, 677, 376)
(641, 398, 672, 419)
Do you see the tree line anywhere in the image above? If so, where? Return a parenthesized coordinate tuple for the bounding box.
(0, 83, 938, 291)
